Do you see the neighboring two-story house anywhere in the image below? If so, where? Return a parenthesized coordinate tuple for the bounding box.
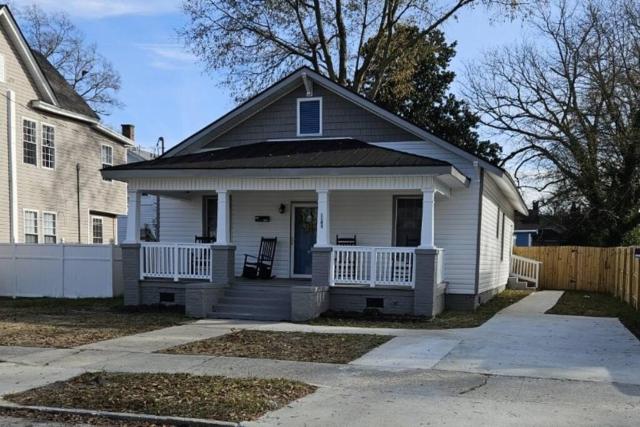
(0, 6, 131, 245)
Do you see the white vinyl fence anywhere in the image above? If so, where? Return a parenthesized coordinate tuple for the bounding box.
(0, 244, 123, 298)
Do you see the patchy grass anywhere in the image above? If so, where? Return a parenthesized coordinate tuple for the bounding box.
(547, 291, 640, 339)
(5, 372, 315, 423)
(0, 407, 171, 426)
(0, 297, 188, 348)
(162, 329, 391, 364)
(308, 290, 531, 329)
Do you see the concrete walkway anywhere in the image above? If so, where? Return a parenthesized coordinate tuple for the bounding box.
(1, 290, 640, 426)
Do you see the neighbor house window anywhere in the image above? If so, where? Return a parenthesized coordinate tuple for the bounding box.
(43, 212, 57, 243)
(101, 145, 113, 181)
(23, 119, 37, 165)
(24, 210, 38, 243)
(297, 97, 322, 136)
(500, 213, 506, 261)
(42, 124, 55, 169)
(92, 216, 104, 244)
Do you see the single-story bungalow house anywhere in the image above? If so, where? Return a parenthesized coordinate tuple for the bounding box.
(103, 67, 528, 321)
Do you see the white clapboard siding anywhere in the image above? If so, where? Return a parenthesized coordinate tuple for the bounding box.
(477, 174, 515, 293)
(376, 142, 480, 295)
(158, 195, 204, 242)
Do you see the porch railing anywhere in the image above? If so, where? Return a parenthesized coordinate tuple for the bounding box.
(510, 254, 541, 288)
(140, 243, 213, 281)
(331, 246, 416, 287)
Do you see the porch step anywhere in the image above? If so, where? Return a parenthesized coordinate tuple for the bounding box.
(219, 295, 290, 307)
(207, 282, 292, 321)
(209, 304, 290, 321)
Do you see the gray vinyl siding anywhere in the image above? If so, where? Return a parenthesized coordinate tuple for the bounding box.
(202, 84, 420, 149)
(477, 174, 515, 293)
(0, 23, 127, 244)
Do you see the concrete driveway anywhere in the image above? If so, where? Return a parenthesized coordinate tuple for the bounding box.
(352, 291, 640, 385)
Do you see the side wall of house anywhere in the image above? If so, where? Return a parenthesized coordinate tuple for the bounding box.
(0, 23, 127, 244)
(477, 174, 515, 295)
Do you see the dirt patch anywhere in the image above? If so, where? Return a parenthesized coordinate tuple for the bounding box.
(0, 297, 188, 348)
(547, 290, 640, 339)
(0, 407, 171, 426)
(162, 329, 392, 363)
(307, 290, 531, 329)
(5, 372, 315, 423)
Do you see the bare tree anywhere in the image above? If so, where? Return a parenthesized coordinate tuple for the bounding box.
(18, 5, 122, 115)
(181, 0, 535, 100)
(465, 0, 640, 245)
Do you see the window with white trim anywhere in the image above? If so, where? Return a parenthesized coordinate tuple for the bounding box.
(43, 212, 57, 243)
(101, 145, 113, 181)
(92, 216, 104, 244)
(23, 119, 37, 165)
(24, 210, 38, 243)
(297, 97, 322, 136)
(42, 124, 55, 169)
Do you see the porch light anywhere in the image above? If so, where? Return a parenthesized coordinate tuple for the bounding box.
(279, 203, 286, 214)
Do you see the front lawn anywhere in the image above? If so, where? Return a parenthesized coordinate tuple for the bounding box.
(0, 297, 188, 348)
(162, 329, 391, 363)
(547, 291, 640, 339)
(307, 289, 531, 329)
(5, 372, 315, 423)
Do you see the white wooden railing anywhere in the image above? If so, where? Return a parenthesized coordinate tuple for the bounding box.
(331, 246, 416, 287)
(140, 243, 213, 281)
(510, 254, 541, 288)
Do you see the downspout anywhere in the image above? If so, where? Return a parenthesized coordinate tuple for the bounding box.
(7, 90, 18, 243)
(76, 163, 81, 243)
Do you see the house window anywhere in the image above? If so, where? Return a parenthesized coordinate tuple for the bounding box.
(42, 124, 55, 169)
(43, 212, 57, 243)
(297, 97, 322, 136)
(500, 213, 506, 261)
(24, 210, 38, 243)
(23, 119, 37, 165)
(92, 216, 104, 244)
(101, 145, 113, 181)
(394, 196, 422, 247)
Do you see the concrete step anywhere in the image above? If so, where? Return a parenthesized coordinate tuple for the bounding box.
(208, 310, 290, 321)
(224, 289, 291, 299)
(219, 296, 290, 307)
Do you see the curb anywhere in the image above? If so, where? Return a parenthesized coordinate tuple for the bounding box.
(0, 402, 238, 427)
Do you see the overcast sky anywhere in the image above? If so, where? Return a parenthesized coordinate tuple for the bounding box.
(11, 1, 526, 152)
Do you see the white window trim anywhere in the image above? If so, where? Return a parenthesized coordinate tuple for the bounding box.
(22, 117, 38, 167)
(91, 215, 104, 244)
(296, 97, 323, 137)
(23, 208, 39, 244)
(101, 144, 113, 182)
(43, 211, 57, 243)
(41, 122, 56, 170)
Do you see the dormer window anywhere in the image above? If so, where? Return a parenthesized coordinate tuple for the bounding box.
(297, 97, 322, 136)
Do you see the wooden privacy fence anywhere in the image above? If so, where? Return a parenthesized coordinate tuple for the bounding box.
(513, 246, 640, 309)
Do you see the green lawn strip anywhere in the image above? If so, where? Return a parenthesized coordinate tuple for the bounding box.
(546, 290, 640, 339)
(162, 330, 392, 363)
(4, 372, 316, 423)
(0, 297, 188, 348)
(307, 290, 532, 329)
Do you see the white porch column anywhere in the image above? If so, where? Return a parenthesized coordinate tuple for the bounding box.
(124, 190, 141, 243)
(315, 189, 330, 247)
(215, 190, 231, 245)
(419, 188, 436, 249)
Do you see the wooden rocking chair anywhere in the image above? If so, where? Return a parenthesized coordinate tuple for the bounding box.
(242, 237, 277, 279)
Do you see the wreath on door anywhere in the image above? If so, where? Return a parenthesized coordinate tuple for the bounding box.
(299, 209, 317, 233)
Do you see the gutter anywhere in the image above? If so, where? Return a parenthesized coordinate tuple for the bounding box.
(31, 100, 134, 146)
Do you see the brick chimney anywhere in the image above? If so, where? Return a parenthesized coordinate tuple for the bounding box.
(121, 124, 135, 141)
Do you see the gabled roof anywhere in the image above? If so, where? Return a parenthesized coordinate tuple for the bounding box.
(32, 50, 99, 119)
(108, 138, 452, 171)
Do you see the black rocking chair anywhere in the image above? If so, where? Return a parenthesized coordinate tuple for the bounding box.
(242, 237, 277, 279)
